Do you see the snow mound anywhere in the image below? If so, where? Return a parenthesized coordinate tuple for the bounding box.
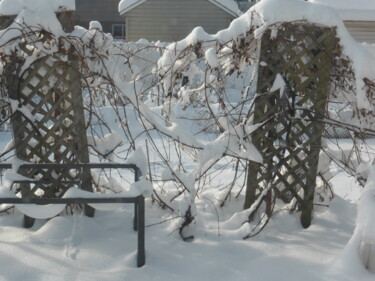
(335, 166, 375, 275)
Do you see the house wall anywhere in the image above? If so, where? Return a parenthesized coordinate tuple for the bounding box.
(238, 1, 255, 13)
(124, 0, 235, 42)
(75, 0, 124, 36)
(344, 21, 375, 44)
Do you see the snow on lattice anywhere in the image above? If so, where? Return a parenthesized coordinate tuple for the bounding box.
(269, 73, 286, 98)
(9, 100, 35, 124)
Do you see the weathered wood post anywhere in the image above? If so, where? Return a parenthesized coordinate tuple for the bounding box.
(1, 7, 94, 227)
(244, 23, 338, 228)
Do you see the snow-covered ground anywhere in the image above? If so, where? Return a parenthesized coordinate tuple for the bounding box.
(0, 109, 373, 281)
(0, 196, 360, 281)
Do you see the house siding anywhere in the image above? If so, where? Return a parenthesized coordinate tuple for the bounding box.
(124, 0, 235, 42)
(75, 0, 124, 35)
(344, 21, 375, 44)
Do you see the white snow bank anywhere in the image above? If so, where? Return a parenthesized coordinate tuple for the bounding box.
(0, 0, 75, 16)
(335, 166, 375, 274)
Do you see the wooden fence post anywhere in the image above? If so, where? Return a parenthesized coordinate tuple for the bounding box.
(244, 23, 338, 228)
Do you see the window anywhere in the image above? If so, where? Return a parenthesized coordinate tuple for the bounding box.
(112, 24, 125, 38)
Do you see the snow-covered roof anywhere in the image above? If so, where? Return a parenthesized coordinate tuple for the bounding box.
(0, 0, 75, 16)
(308, 0, 375, 21)
(118, 0, 146, 14)
(118, 0, 240, 17)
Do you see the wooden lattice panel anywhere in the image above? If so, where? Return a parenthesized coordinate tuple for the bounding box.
(245, 23, 338, 227)
(10, 55, 92, 198)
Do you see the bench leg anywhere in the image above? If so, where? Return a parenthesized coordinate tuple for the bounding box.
(23, 215, 35, 228)
(84, 204, 95, 217)
(137, 195, 145, 267)
(134, 202, 138, 231)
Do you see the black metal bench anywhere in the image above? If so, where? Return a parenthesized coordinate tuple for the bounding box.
(0, 162, 145, 267)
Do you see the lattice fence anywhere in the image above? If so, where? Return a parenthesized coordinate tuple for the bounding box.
(1, 12, 94, 223)
(9, 55, 92, 198)
(244, 23, 338, 227)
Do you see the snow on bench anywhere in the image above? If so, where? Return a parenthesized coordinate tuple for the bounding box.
(0, 162, 146, 267)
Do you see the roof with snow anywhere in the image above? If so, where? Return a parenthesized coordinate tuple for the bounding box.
(118, 0, 240, 17)
(308, 0, 375, 21)
(0, 0, 75, 16)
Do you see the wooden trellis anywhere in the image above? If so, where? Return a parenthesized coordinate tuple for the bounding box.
(9, 55, 92, 198)
(1, 12, 94, 226)
(244, 23, 338, 227)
